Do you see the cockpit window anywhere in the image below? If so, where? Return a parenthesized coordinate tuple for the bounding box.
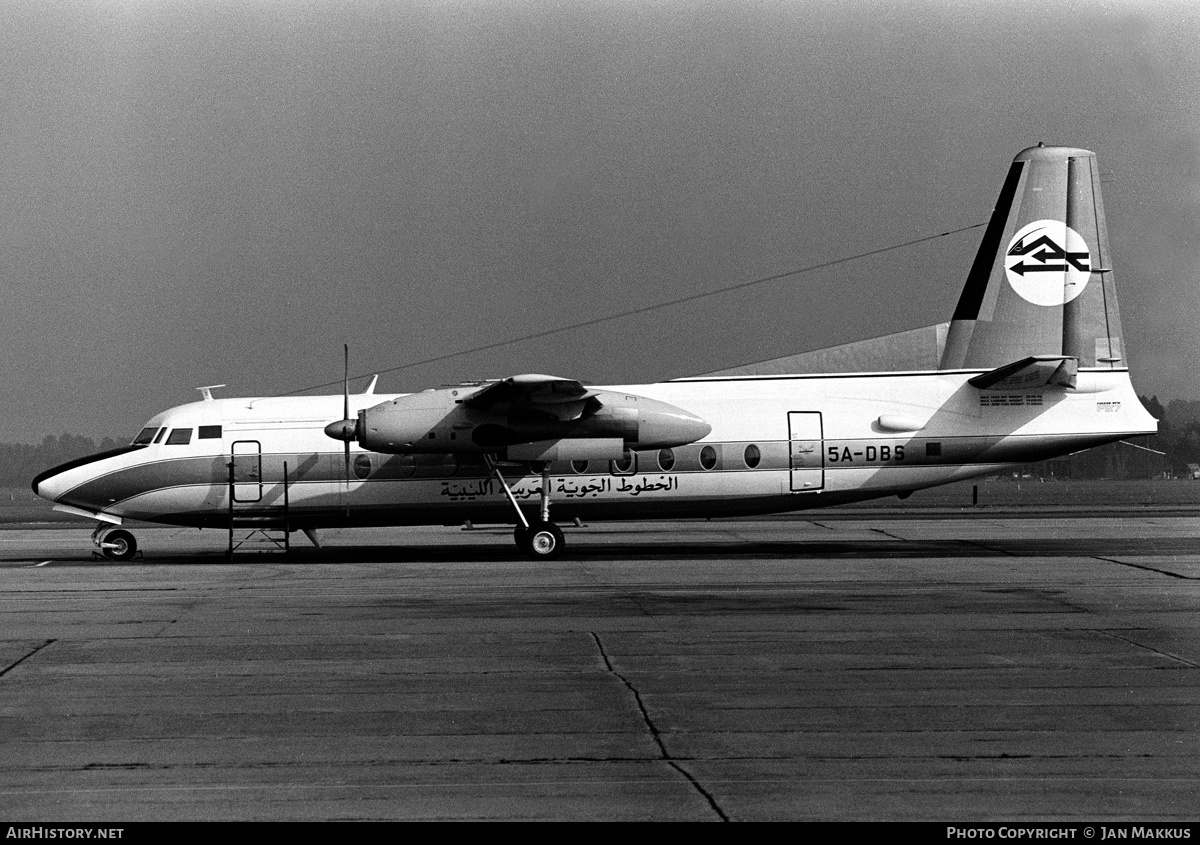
(153, 427, 167, 444)
(198, 425, 222, 439)
(132, 427, 158, 445)
(165, 428, 193, 445)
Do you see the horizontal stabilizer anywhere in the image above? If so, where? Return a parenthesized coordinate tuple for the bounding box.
(968, 356, 1077, 390)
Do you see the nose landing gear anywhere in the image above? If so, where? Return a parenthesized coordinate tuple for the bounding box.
(92, 526, 139, 561)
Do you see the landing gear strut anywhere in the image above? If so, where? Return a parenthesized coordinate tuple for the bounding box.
(487, 456, 565, 560)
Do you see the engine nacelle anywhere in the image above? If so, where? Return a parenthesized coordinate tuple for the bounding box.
(352, 388, 472, 453)
(343, 387, 711, 455)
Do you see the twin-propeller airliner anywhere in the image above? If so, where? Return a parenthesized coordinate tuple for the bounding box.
(33, 145, 1157, 560)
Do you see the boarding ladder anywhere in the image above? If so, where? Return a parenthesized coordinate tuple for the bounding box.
(226, 460, 292, 557)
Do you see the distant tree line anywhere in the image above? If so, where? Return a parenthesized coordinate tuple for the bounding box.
(1135, 396, 1200, 479)
(993, 396, 1197, 481)
(0, 434, 123, 487)
(2, 395, 1199, 487)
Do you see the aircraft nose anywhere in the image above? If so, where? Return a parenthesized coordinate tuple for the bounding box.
(31, 465, 68, 501)
(30, 445, 145, 508)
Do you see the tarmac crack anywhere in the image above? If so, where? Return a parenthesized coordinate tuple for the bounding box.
(961, 539, 1017, 556)
(0, 639, 56, 678)
(589, 632, 729, 822)
(1091, 629, 1200, 668)
(1092, 556, 1198, 580)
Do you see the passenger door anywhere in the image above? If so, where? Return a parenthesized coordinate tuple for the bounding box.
(230, 440, 263, 503)
(788, 412, 824, 492)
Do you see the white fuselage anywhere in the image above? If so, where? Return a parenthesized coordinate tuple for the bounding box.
(34, 367, 1156, 531)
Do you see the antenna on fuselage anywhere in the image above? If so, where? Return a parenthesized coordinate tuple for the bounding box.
(197, 384, 227, 402)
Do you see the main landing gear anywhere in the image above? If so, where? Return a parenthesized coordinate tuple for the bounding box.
(92, 526, 139, 561)
(514, 521, 565, 560)
(486, 456, 565, 560)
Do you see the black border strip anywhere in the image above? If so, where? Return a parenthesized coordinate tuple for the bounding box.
(952, 160, 1025, 321)
(30, 445, 147, 494)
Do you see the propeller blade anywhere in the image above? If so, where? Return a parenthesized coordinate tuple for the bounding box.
(343, 344, 351, 518)
(343, 344, 350, 427)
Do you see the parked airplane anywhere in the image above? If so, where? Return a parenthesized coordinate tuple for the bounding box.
(33, 145, 1156, 560)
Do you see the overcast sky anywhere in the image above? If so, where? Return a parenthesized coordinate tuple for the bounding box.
(3, 0, 1198, 443)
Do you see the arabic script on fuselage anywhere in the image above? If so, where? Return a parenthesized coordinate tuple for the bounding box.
(439, 475, 679, 501)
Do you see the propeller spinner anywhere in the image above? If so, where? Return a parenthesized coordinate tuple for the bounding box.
(323, 418, 358, 442)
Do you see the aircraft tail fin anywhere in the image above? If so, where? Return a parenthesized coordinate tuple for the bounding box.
(940, 145, 1125, 372)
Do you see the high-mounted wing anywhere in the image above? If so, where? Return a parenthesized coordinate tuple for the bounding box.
(462, 375, 598, 422)
(325, 373, 710, 457)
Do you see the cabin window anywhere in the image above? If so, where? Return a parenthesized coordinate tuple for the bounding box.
(657, 448, 675, 471)
(152, 428, 167, 444)
(198, 425, 222, 439)
(353, 454, 372, 479)
(744, 444, 761, 468)
(132, 427, 157, 445)
(699, 445, 717, 471)
(165, 428, 193, 445)
(926, 442, 941, 457)
(570, 460, 589, 474)
(398, 455, 416, 478)
(441, 454, 458, 476)
(611, 451, 635, 475)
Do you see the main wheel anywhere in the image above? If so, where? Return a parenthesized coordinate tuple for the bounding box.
(515, 520, 564, 560)
(100, 529, 138, 561)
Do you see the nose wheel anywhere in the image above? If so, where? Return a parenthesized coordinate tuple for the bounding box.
(94, 528, 139, 561)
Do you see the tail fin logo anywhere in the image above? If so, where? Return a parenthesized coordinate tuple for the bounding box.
(1004, 220, 1091, 306)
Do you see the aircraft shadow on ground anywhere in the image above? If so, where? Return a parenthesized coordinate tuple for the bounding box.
(27, 536, 1196, 566)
